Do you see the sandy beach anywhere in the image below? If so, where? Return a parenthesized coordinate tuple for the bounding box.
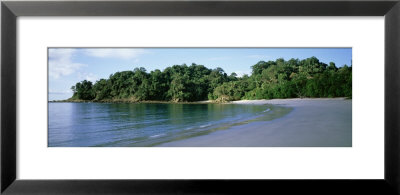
(158, 98, 352, 147)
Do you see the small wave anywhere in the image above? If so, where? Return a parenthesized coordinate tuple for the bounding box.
(150, 133, 166, 138)
(199, 124, 212, 128)
(263, 108, 271, 113)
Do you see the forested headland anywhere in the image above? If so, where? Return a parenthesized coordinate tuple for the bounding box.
(67, 56, 352, 103)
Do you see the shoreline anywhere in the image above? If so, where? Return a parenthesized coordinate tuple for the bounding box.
(49, 99, 215, 104)
(157, 98, 352, 147)
(49, 97, 350, 104)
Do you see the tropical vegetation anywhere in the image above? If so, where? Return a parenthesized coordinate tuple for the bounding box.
(69, 56, 352, 102)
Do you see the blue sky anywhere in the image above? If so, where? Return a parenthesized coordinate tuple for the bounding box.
(48, 48, 352, 101)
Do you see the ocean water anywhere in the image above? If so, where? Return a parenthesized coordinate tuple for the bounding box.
(48, 102, 289, 147)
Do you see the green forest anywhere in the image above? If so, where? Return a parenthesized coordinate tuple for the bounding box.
(68, 56, 352, 103)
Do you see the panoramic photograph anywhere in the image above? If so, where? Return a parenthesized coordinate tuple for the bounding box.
(48, 48, 352, 147)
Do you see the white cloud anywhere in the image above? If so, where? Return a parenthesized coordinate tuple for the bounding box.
(48, 89, 72, 95)
(48, 48, 147, 79)
(83, 48, 147, 59)
(49, 48, 86, 79)
(78, 72, 98, 83)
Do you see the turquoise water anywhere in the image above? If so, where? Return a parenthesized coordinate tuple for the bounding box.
(48, 102, 289, 147)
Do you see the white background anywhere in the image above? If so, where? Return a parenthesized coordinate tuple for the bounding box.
(17, 17, 384, 179)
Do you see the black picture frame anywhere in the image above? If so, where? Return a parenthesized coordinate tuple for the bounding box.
(1, 0, 399, 194)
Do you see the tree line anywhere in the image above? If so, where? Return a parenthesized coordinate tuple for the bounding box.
(69, 56, 352, 102)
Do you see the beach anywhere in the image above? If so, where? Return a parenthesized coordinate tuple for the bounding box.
(158, 98, 352, 147)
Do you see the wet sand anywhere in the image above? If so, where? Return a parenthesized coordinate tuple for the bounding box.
(158, 98, 352, 147)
